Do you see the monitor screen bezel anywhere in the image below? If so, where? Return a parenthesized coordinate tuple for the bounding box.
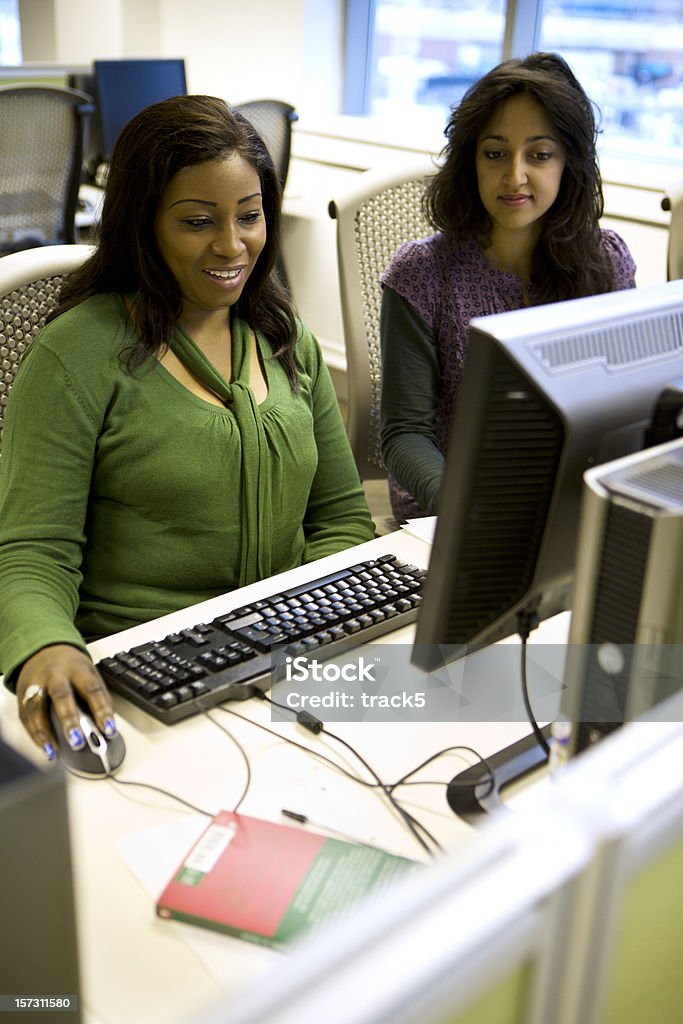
(93, 58, 187, 158)
(412, 280, 683, 670)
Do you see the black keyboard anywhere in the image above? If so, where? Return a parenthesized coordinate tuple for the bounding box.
(97, 553, 426, 724)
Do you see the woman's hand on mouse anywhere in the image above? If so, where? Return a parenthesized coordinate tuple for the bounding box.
(16, 645, 117, 760)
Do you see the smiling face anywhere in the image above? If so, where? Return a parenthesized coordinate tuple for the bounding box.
(475, 92, 566, 243)
(154, 152, 266, 320)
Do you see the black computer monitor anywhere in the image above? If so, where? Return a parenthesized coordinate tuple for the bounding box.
(413, 279, 683, 670)
(94, 58, 187, 159)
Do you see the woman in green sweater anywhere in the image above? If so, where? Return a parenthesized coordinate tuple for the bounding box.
(0, 95, 374, 759)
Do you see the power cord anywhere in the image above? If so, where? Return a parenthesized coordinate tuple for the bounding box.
(516, 611, 551, 758)
(387, 745, 496, 799)
(257, 690, 441, 857)
(211, 702, 386, 790)
(200, 693, 495, 848)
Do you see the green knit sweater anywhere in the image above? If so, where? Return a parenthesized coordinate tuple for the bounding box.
(0, 294, 374, 686)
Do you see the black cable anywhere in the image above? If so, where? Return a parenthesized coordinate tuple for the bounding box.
(220, 701, 492, 802)
(107, 776, 214, 816)
(63, 698, 255, 818)
(243, 692, 430, 852)
(194, 701, 252, 813)
(63, 764, 214, 817)
(515, 611, 551, 758)
(387, 745, 496, 797)
(214, 702, 383, 789)
(258, 691, 441, 856)
(519, 635, 550, 757)
(321, 723, 442, 856)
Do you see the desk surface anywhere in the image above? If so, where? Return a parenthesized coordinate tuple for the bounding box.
(0, 528, 566, 1024)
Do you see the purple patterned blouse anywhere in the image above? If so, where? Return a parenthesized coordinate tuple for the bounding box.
(380, 230, 637, 522)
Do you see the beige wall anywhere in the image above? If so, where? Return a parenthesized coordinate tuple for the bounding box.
(19, 0, 344, 113)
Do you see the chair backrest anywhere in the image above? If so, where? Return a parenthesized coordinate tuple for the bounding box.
(661, 180, 683, 281)
(234, 99, 298, 191)
(328, 158, 436, 481)
(0, 85, 95, 253)
(0, 244, 95, 455)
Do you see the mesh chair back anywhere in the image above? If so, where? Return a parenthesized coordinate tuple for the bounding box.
(0, 85, 94, 252)
(329, 159, 436, 480)
(0, 245, 94, 456)
(234, 100, 298, 190)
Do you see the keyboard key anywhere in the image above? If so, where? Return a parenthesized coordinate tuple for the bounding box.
(97, 553, 424, 725)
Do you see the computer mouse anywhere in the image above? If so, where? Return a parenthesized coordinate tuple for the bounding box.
(48, 698, 126, 778)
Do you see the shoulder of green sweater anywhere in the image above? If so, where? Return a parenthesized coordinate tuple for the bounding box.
(16, 294, 138, 414)
(34, 293, 130, 361)
(294, 318, 319, 349)
(292, 320, 325, 374)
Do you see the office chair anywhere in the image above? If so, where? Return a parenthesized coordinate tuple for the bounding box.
(234, 99, 298, 191)
(328, 157, 436, 482)
(0, 85, 95, 255)
(661, 179, 683, 280)
(0, 244, 94, 456)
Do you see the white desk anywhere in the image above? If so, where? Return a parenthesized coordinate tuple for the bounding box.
(75, 185, 105, 235)
(0, 529, 564, 1024)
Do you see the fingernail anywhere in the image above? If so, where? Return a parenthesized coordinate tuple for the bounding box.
(43, 742, 57, 761)
(68, 728, 85, 750)
(103, 718, 116, 738)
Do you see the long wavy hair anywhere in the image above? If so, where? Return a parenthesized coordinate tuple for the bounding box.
(50, 94, 299, 383)
(424, 52, 614, 303)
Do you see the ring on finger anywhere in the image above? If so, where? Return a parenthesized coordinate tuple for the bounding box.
(22, 683, 46, 705)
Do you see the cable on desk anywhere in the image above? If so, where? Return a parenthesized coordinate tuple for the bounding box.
(63, 765, 214, 818)
(215, 697, 439, 854)
(387, 745, 496, 798)
(322, 724, 441, 857)
(214, 696, 496, 850)
(194, 701, 252, 813)
(258, 691, 441, 857)
(213, 702, 384, 789)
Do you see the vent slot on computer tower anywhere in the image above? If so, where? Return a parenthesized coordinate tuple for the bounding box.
(574, 499, 652, 751)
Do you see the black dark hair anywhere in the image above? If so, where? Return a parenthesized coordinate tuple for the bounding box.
(51, 94, 299, 383)
(424, 52, 614, 302)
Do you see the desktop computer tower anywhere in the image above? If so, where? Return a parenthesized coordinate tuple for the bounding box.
(562, 438, 683, 755)
(0, 738, 81, 1023)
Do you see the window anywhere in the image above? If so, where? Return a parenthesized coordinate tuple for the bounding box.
(539, 0, 683, 161)
(346, 0, 683, 163)
(0, 0, 20, 64)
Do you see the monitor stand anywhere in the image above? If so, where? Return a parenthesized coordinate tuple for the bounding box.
(446, 725, 551, 823)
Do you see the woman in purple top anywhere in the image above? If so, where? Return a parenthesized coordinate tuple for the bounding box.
(380, 52, 637, 523)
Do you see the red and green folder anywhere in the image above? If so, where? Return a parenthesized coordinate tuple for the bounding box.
(157, 809, 416, 947)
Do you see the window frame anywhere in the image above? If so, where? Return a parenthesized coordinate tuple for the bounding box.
(344, 0, 543, 116)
